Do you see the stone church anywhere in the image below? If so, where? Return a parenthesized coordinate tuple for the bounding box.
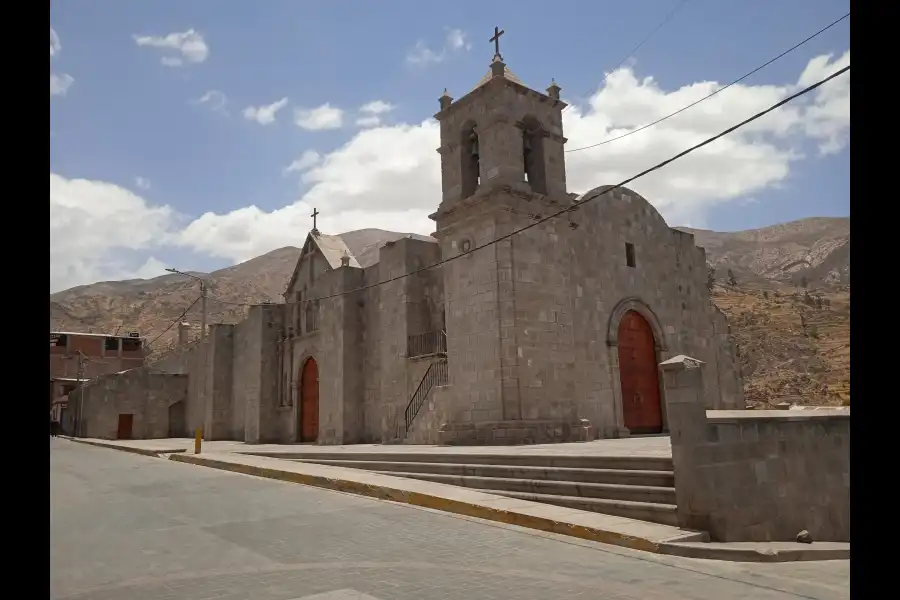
(266, 52, 743, 445)
(135, 48, 743, 446)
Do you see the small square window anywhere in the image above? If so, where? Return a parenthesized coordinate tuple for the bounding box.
(625, 242, 636, 268)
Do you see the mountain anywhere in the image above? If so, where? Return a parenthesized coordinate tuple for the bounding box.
(49, 220, 850, 406)
(676, 217, 850, 287)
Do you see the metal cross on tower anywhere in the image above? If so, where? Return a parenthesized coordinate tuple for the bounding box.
(490, 26, 505, 59)
(310, 207, 320, 233)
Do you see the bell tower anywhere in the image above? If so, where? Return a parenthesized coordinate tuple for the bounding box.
(428, 28, 583, 444)
(431, 38, 569, 216)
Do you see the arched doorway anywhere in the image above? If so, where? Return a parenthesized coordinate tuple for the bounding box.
(299, 357, 319, 442)
(617, 310, 663, 434)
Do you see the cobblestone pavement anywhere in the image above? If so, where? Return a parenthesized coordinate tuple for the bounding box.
(50, 439, 849, 600)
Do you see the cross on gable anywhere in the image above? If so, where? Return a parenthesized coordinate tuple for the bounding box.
(490, 26, 505, 59)
(310, 207, 320, 233)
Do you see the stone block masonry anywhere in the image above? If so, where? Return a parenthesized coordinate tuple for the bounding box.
(660, 355, 849, 543)
(66, 370, 188, 440)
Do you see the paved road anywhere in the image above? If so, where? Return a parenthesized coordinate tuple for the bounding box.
(51, 439, 849, 600)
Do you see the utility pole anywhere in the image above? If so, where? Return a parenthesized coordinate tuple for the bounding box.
(166, 267, 209, 439)
(76, 351, 85, 437)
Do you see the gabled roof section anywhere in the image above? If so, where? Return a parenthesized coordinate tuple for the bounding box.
(471, 64, 523, 91)
(284, 229, 438, 296)
(315, 233, 362, 270)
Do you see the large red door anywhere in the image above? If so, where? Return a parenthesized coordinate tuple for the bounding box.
(300, 358, 319, 442)
(617, 311, 663, 434)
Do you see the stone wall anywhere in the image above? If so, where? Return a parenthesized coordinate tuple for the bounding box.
(432, 181, 742, 442)
(68, 369, 188, 440)
(567, 187, 741, 436)
(152, 339, 205, 432)
(430, 61, 743, 444)
(236, 304, 283, 443)
(660, 355, 849, 542)
(205, 324, 235, 440)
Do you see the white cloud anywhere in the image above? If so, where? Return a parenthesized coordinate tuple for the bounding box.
(50, 27, 61, 57)
(795, 51, 851, 154)
(50, 174, 176, 292)
(445, 29, 471, 52)
(135, 176, 151, 190)
(50, 27, 74, 98)
(355, 116, 382, 128)
(50, 73, 74, 97)
(284, 150, 321, 175)
(194, 89, 228, 114)
(294, 104, 344, 130)
(406, 28, 471, 66)
(354, 101, 396, 128)
(360, 100, 395, 115)
(50, 50, 851, 290)
(133, 29, 209, 67)
(176, 51, 850, 262)
(243, 97, 289, 125)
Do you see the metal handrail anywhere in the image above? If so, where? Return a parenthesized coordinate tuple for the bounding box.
(407, 330, 447, 358)
(404, 359, 448, 432)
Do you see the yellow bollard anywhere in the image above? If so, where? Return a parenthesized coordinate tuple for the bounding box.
(194, 428, 203, 454)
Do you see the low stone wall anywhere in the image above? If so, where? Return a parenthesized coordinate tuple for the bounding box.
(660, 355, 849, 543)
(68, 369, 189, 440)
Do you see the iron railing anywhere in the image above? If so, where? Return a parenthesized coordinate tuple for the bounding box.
(404, 359, 448, 432)
(407, 330, 447, 358)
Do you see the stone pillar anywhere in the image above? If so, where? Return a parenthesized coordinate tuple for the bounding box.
(177, 322, 191, 350)
(659, 354, 711, 534)
(203, 324, 235, 440)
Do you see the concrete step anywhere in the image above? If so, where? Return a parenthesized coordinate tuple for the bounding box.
(266, 452, 673, 471)
(379, 471, 676, 504)
(292, 459, 675, 487)
(485, 490, 679, 526)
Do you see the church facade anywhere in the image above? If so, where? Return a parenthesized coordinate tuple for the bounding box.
(265, 54, 743, 445)
(142, 50, 743, 446)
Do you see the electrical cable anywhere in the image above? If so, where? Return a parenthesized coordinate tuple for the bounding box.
(146, 295, 201, 348)
(564, 0, 690, 113)
(207, 64, 849, 309)
(564, 12, 849, 153)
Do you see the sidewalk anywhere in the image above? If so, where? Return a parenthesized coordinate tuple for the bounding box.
(60, 436, 850, 562)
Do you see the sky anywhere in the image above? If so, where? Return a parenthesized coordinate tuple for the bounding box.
(49, 0, 850, 293)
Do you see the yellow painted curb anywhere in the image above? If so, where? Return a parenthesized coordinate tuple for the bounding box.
(60, 437, 186, 458)
(170, 453, 665, 554)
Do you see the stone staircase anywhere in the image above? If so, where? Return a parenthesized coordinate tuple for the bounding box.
(284, 452, 678, 526)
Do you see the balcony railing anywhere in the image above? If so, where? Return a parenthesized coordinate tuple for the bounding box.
(407, 330, 447, 358)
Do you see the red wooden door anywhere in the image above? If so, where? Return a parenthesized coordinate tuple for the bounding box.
(300, 358, 319, 442)
(617, 311, 663, 434)
(117, 414, 134, 440)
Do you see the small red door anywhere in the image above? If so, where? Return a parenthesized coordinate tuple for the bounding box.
(300, 358, 319, 442)
(117, 414, 134, 440)
(617, 311, 663, 434)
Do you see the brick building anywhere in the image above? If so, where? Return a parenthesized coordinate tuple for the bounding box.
(130, 51, 744, 445)
(49, 331, 146, 426)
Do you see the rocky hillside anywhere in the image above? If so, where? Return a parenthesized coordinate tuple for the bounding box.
(50, 219, 850, 405)
(678, 217, 850, 287)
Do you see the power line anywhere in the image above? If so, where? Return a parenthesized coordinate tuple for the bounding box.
(146, 295, 201, 349)
(564, 12, 849, 153)
(565, 0, 690, 112)
(207, 65, 849, 310)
